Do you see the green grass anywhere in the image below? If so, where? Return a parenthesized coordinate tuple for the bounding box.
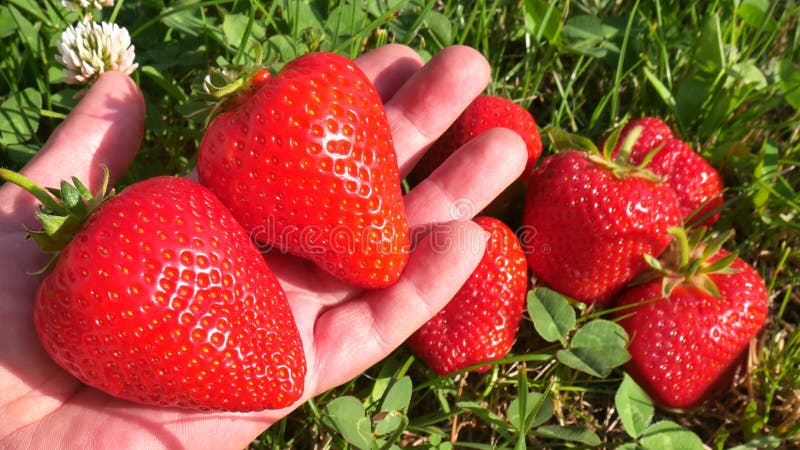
(2, 0, 799, 448)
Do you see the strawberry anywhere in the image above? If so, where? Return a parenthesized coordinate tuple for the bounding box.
(1, 170, 306, 411)
(603, 117, 723, 227)
(407, 216, 528, 375)
(615, 230, 768, 409)
(407, 95, 543, 186)
(197, 52, 409, 289)
(521, 150, 681, 306)
(642, 138, 724, 227)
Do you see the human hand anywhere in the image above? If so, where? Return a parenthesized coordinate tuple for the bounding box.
(0, 44, 527, 449)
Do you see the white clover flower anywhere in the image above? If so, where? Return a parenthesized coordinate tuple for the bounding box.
(61, 0, 114, 12)
(56, 20, 138, 85)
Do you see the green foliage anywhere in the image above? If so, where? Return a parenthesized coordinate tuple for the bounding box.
(526, 288, 575, 345)
(2, 0, 799, 448)
(638, 420, 705, 450)
(533, 425, 601, 446)
(528, 288, 632, 379)
(555, 319, 630, 378)
(507, 390, 553, 431)
(0, 87, 41, 145)
(322, 387, 413, 450)
(615, 374, 654, 439)
(313, 357, 415, 449)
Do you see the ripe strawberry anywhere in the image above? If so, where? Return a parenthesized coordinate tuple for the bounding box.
(407, 216, 528, 375)
(407, 95, 543, 185)
(603, 117, 723, 227)
(2, 170, 305, 411)
(197, 52, 409, 289)
(614, 233, 768, 409)
(522, 150, 681, 306)
(642, 138, 723, 227)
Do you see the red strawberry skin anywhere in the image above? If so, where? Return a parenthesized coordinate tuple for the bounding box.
(615, 251, 768, 409)
(197, 52, 409, 289)
(407, 216, 528, 375)
(646, 138, 723, 226)
(34, 177, 306, 411)
(522, 151, 681, 305)
(408, 95, 542, 185)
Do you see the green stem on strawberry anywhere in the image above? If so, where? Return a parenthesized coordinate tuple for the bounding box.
(544, 124, 663, 182)
(202, 68, 248, 98)
(668, 226, 693, 269)
(601, 124, 623, 159)
(0, 168, 68, 213)
(0, 165, 114, 270)
(645, 226, 742, 298)
(614, 123, 641, 163)
(187, 41, 277, 128)
(545, 125, 599, 154)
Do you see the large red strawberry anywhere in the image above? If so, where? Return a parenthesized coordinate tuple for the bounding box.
(614, 231, 768, 409)
(197, 52, 409, 289)
(1, 170, 306, 411)
(407, 216, 528, 375)
(604, 118, 723, 227)
(407, 95, 543, 186)
(522, 150, 681, 306)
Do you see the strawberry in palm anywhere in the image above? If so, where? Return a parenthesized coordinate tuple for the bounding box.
(197, 52, 409, 289)
(0, 169, 306, 411)
(615, 229, 768, 409)
(407, 216, 528, 375)
(522, 130, 682, 305)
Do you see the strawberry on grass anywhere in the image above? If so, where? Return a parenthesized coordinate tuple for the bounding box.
(406, 95, 542, 220)
(521, 126, 682, 306)
(603, 117, 724, 227)
(645, 137, 724, 227)
(0, 168, 306, 412)
(407, 95, 543, 185)
(614, 228, 769, 409)
(197, 52, 409, 289)
(407, 216, 528, 375)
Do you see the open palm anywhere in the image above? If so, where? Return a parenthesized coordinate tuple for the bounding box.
(0, 44, 526, 449)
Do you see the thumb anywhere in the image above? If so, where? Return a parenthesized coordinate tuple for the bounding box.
(0, 71, 145, 227)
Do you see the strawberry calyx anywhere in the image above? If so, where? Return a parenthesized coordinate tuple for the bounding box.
(0, 165, 114, 272)
(641, 226, 740, 298)
(188, 42, 274, 128)
(544, 124, 663, 182)
(190, 64, 272, 128)
(203, 66, 271, 101)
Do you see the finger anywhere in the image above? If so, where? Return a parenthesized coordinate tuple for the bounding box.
(355, 44, 424, 102)
(384, 45, 491, 176)
(405, 128, 527, 235)
(310, 220, 489, 392)
(0, 72, 145, 228)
